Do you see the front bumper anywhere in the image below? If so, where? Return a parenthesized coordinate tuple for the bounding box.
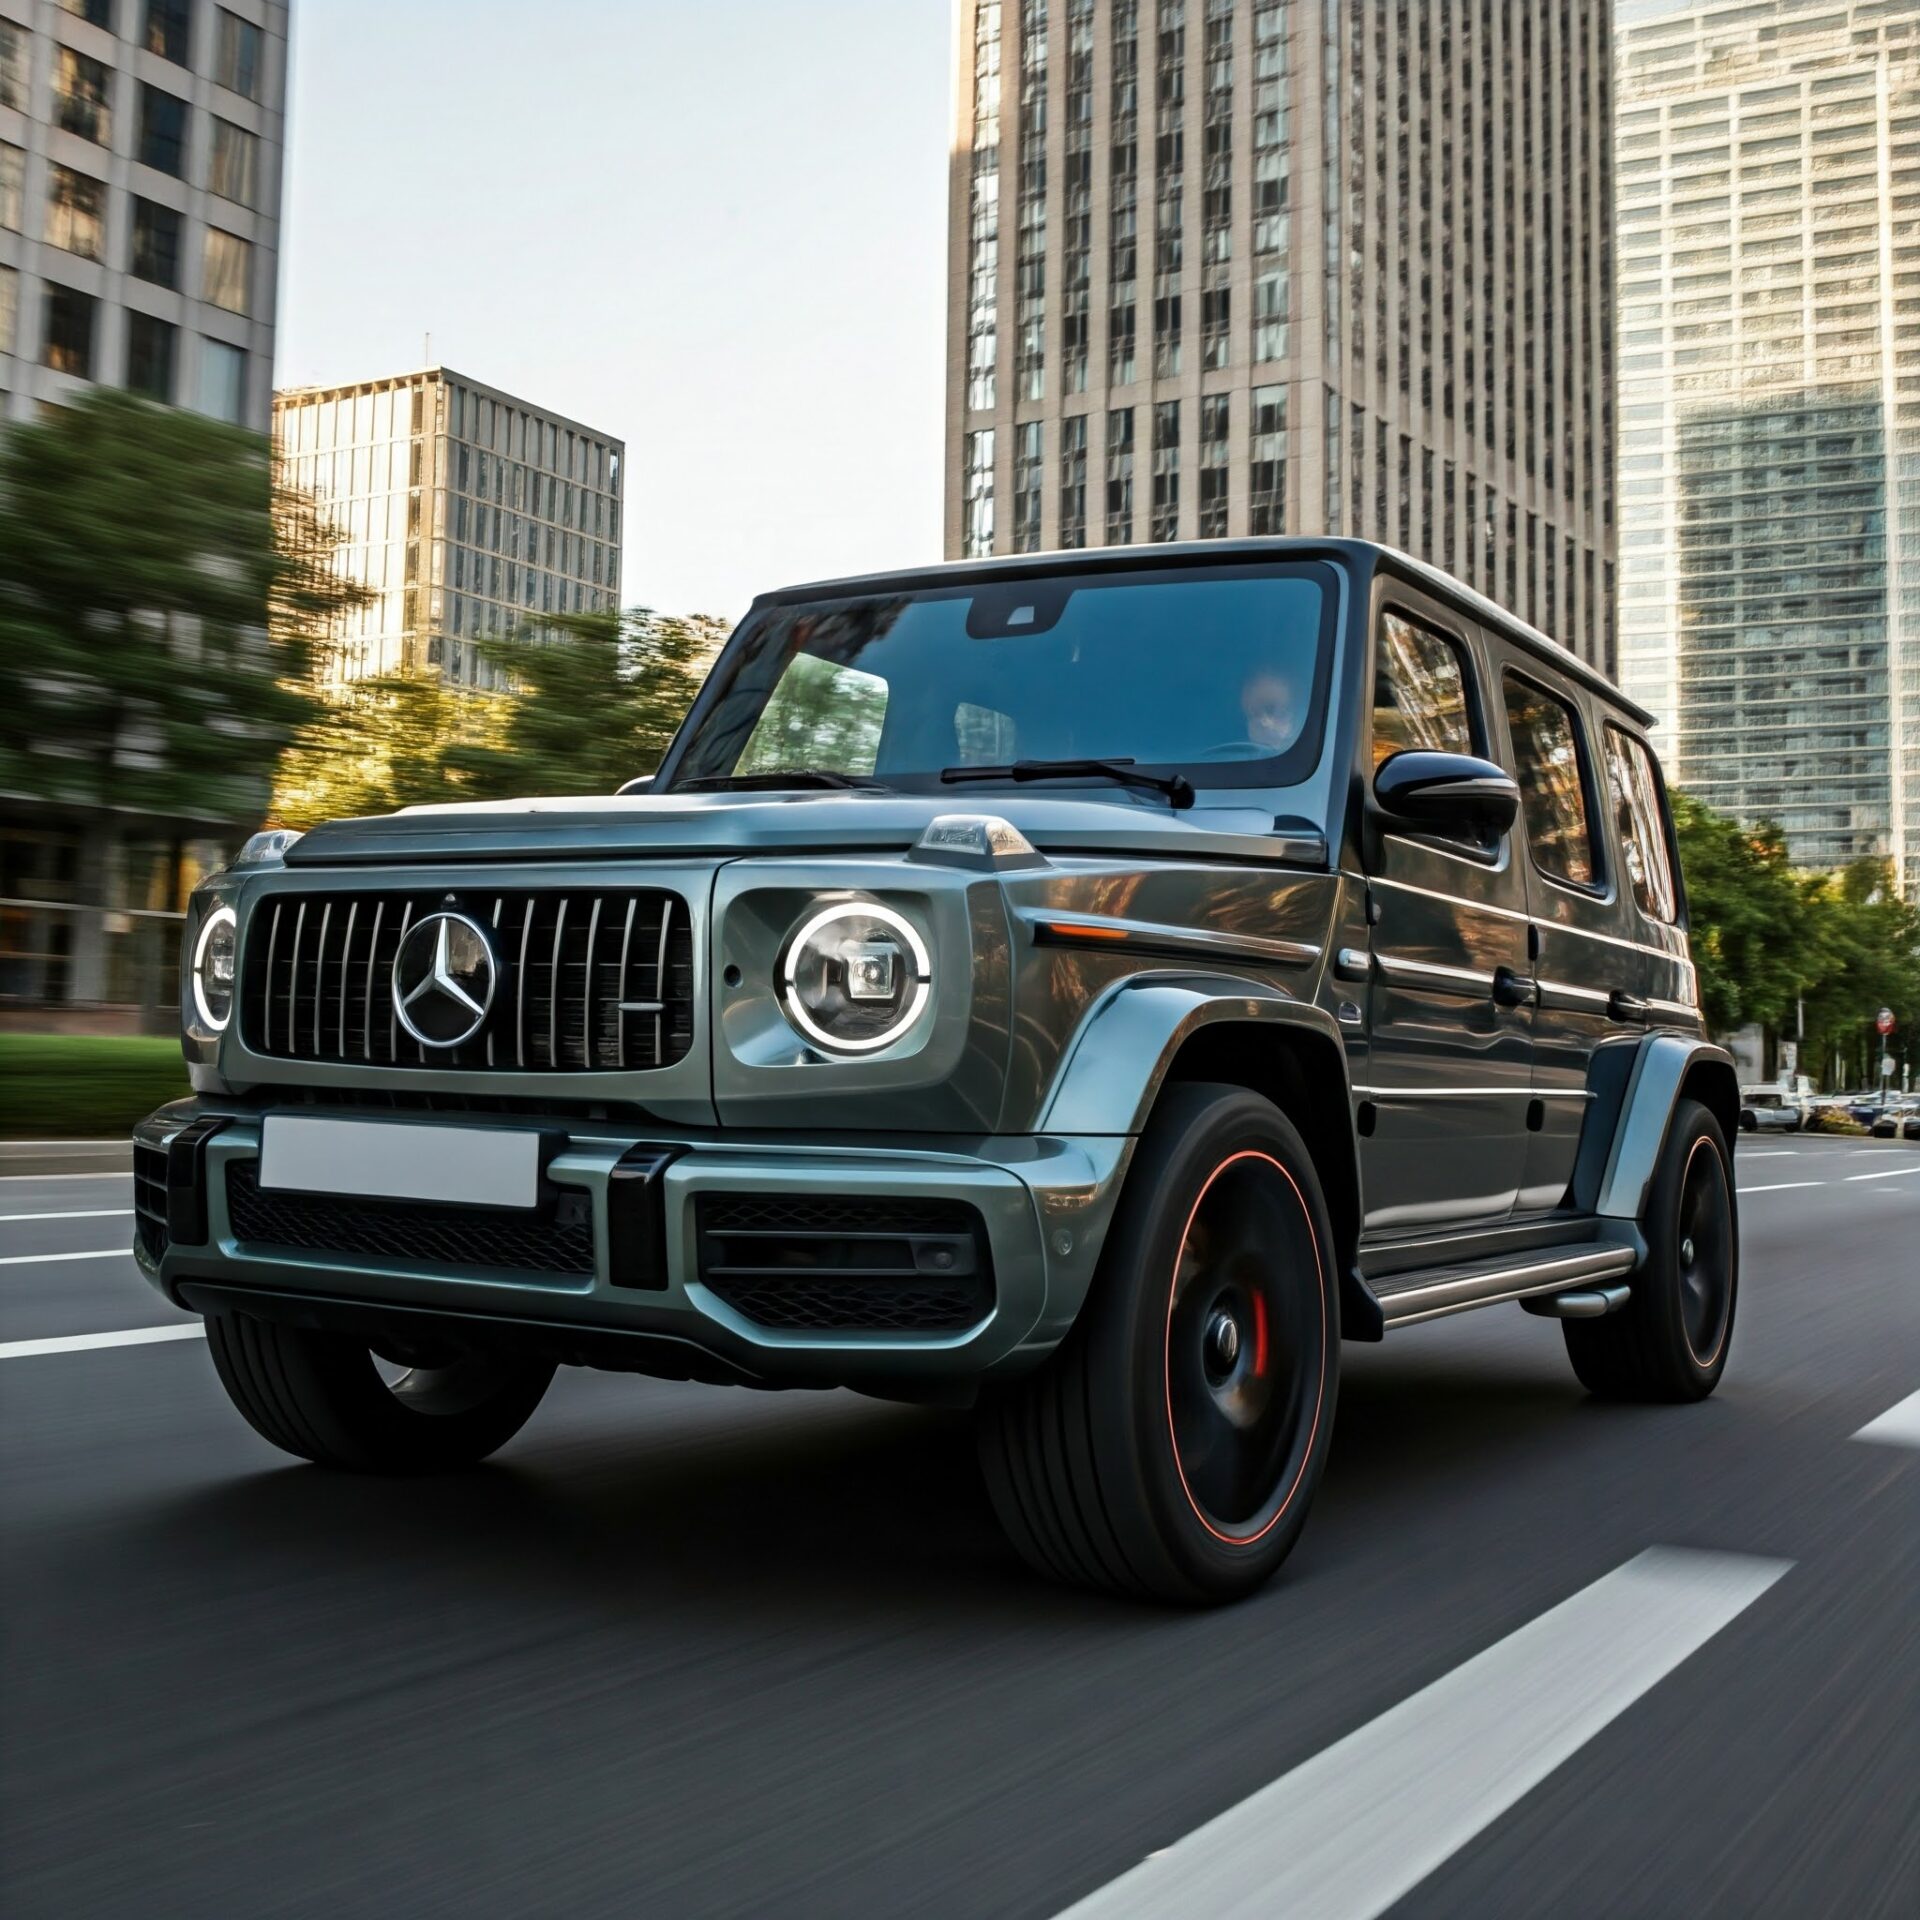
(133, 1100, 1131, 1391)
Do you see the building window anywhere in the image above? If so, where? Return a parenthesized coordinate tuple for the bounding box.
(56, 49, 113, 146)
(216, 7, 263, 99)
(967, 3, 1003, 412)
(0, 143, 22, 233)
(1059, 412, 1088, 549)
(198, 337, 246, 422)
(140, 86, 190, 177)
(1151, 399, 1181, 541)
(46, 166, 107, 261)
(1015, 0, 1048, 403)
(42, 284, 98, 378)
(1323, 390, 1340, 534)
(61, 0, 114, 27)
(1152, 0, 1186, 380)
(1200, 0, 1233, 370)
(1249, 383, 1286, 534)
(209, 119, 259, 206)
(963, 427, 996, 558)
(0, 23, 25, 113)
(1106, 405, 1136, 543)
(1109, 0, 1140, 387)
(202, 228, 252, 315)
(130, 198, 183, 288)
(126, 311, 177, 400)
(1061, 0, 1094, 394)
(0, 265, 17, 357)
(1199, 393, 1230, 537)
(1013, 420, 1044, 552)
(1250, 0, 1289, 363)
(145, 0, 192, 64)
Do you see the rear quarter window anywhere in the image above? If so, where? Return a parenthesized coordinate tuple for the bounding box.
(1604, 724, 1679, 923)
(1503, 673, 1599, 889)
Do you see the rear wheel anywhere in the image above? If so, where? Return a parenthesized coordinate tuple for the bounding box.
(979, 1084, 1338, 1605)
(1565, 1097, 1736, 1402)
(206, 1312, 555, 1472)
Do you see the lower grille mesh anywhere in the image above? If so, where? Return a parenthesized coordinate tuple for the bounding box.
(225, 1161, 594, 1278)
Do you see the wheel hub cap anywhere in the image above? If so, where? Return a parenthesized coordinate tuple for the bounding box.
(1205, 1309, 1241, 1375)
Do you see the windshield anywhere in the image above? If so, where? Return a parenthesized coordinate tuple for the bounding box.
(664, 562, 1339, 794)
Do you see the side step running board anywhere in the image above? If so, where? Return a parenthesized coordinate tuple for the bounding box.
(1373, 1243, 1637, 1330)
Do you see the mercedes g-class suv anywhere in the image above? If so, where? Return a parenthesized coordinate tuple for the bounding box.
(137, 539, 1738, 1605)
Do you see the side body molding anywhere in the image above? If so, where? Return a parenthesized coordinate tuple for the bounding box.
(1595, 1033, 1740, 1232)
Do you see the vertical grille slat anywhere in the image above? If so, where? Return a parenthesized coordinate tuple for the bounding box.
(241, 887, 694, 1075)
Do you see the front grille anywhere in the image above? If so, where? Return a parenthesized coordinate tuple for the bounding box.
(695, 1193, 994, 1333)
(133, 1141, 169, 1260)
(240, 888, 693, 1073)
(225, 1160, 595, 1277)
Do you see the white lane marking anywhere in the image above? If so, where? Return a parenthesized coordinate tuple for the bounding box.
(0, 1323, 204, 1360)
(1737, 1181, 1824, 1195)
(0, 1248, 131, 1267)
(1846, 1165, 1920, 1182)
(0, 1139, 131, 1149)
(1855, 1390, 1920, 1450)
(1742, 1150, 1799, 1158)
(0, 1171, 133, 1185)
(0, 1208, 133, 1224)
(1057, 1547, 1792, 1920)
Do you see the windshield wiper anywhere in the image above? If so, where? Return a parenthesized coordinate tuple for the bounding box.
(940, 756, 1195, 810)
(676, 768, 890, 793)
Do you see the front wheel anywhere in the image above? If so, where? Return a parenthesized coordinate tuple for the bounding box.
(979, 1083, 1339, 1605)
(1564, 1097, 1736, 1402)
(206, 1312, 555, 1472)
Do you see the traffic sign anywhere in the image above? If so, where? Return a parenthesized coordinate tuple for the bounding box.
(1877, 1007, 1895, 1036)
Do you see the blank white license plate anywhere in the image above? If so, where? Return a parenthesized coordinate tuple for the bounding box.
(257, 1116, 542, 1210)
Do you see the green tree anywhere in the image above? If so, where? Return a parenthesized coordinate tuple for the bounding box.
(1798, 859, 1920, 1088)
(0, 389, 358, 827)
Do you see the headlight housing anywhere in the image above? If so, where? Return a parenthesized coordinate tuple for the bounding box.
(234, 828, 303, 868)
(780, 902, 931, 1054)
(191, 905, 238, 1031)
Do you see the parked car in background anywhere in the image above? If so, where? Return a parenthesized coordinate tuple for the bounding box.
(1870, 1098, 1919, 1139)
(1738, 1088, 1803, 1133)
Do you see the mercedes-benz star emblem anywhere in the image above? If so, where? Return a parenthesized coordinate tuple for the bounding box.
(392, 912, 497, 1047)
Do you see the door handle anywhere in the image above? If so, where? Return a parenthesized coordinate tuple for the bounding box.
(1492, 966, 1537, 1009)
(1609, 990, 1650, 1023)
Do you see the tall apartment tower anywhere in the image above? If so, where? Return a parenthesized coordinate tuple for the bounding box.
(1615, 0, 1920, 892)
(273, 367, 625, 690)
(0, 0, 287, 429)
(942, 1, 1619, 669)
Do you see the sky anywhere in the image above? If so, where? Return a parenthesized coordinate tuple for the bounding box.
(277, 0, 953, 622)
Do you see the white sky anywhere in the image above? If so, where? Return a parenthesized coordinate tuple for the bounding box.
(277, 0, 953, 623)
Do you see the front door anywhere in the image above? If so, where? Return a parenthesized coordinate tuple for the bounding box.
(1360, 599, 1534, 1232)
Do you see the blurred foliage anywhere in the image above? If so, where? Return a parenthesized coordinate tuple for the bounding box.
(0, 390, 366, 827)
(0, 1034, 188, 1139)
(272, 607, 724, 825)
(1672, 789, 1920, 1083)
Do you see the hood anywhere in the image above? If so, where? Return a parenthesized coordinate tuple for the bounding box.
(282, 787, 1328, 868)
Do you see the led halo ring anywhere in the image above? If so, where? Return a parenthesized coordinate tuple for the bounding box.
(191, 904, 238, 1032)
(780, 900, 933, 1055)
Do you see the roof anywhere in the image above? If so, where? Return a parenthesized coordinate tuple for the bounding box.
(757, 537, 1651, 730)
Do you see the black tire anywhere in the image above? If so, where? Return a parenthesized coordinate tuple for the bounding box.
(1564, 1097, 1737, 1403)
(979, 1083, 1339, 1605)
(205, 1311, 555, 1472)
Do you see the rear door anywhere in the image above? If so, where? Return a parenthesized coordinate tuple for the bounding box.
(1359, 593, 1533, 1231)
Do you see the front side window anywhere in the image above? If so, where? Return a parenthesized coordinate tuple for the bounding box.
(1504, 674, 1597, 888)
(1372, 610, 1475, 768)
(1604, 724, 1678, 923)
(667, 563, 1338, 795)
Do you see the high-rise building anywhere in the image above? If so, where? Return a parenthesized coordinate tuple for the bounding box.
(1615, 1, 1920, 891)
(273, 367, 625, 690)
(942, 0, 1619, 668)
(0, 0, 287, 429)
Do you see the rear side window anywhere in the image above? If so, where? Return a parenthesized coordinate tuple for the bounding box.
(1503, 674, 1598, 888)
(1373, 611, 1475, 768)
(1604, 725, 1679, 923)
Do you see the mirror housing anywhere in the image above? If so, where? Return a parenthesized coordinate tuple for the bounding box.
(1373, 750, 1519, 838)
(616, 774, 655, 796)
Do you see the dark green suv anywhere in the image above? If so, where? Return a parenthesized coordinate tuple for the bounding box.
(137, 540, 1738, 1604)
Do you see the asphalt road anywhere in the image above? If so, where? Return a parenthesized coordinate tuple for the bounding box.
(2, 1135, 1916, 1918)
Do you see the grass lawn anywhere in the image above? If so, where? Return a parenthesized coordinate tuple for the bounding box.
(0, 1034, 190, 1139)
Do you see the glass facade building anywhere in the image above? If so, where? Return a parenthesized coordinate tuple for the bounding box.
(944, 0, 1618, 668)
(1616, 0, 1920, 891)
(0, 0, 284, 428)
(274, 369, 624, 691)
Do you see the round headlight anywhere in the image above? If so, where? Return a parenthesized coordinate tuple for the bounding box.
(192, 906, 238, 1031)
(781, 902, 932, 1055)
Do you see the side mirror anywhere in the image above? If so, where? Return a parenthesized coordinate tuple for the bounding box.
(1373, 750, 1519, 838)
(616, 774, 654, 796)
